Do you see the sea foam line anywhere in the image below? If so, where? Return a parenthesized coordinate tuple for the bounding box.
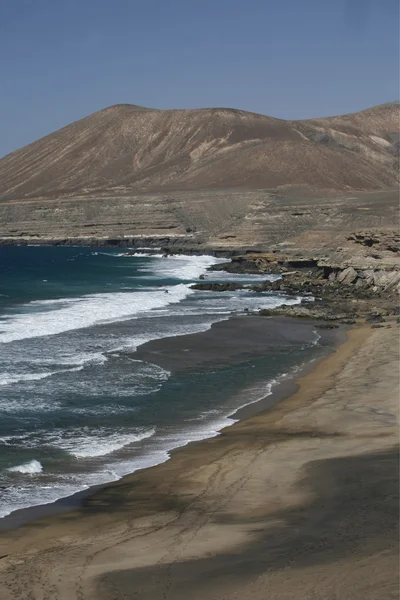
(0, 284, 193, 344)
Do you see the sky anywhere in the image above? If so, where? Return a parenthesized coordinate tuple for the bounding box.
(0, 0, 399, 157)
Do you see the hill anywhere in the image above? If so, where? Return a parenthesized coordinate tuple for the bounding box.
(0, 102, 398, 249)
(0, 102, 398, 201)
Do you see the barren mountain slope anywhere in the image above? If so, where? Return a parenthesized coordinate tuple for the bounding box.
(309, 101, 400, 136)
(0, 102, 398, 201)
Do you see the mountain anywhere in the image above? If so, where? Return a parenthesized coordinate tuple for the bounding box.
(0, 102, 398, 249)
(0, 102, 398, 202)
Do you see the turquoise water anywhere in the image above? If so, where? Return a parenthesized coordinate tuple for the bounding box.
(0, 247, 316, 518)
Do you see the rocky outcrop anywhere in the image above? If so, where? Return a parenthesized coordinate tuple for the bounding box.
(328, 267, 400, 292)
(258, 305, 350, 321)
(336, 267, 358, 285)
(190, 282, 244, 292)
(347, 231, 400, 253)
(205, 242, 400, 322)
(215, 251, 400, 294)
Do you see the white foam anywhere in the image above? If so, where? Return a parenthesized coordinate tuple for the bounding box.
(91, 251, 126, 257)
(0, 371, 58, 386)
(165, 290, 302, 316)
(0, 469, 122, 518)
(70, 429, 156, 458)
(0, 398, 63, 414)
(0, 253, 317, 519)
(0, 284, 193, 343)
(311, 329, 321, 346)
(1, 427, 156, 458)
(205, 270, 280, 284)
(0, 366, 84, 387)
(33, 427, 157, 459)
(0, 366, 308, 519)
(8, 459, 43, 474)
(32, 352, 108, 368)
(127, 253, 164, 258)
(138, 254, 224, 281)
(136, 247, 161, 251)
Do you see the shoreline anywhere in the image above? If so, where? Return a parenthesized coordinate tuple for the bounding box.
(0, 237, 251, 257)
(0, 316, 345, 532)
(0, 320, 397, 600)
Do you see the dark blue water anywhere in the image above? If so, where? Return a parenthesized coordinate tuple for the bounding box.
(0, 247, 315, 518)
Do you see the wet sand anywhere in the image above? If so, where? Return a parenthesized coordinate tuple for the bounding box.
(0, 320, 398, 600)
(0, 316, 340, 531)
(134, 315, 341, 372)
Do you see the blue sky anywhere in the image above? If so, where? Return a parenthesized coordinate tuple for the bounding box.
(0, 0, 399, 157)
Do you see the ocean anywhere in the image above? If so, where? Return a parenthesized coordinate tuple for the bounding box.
(0, 246, 319, 519)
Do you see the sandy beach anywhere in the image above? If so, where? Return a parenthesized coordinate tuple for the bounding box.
(0, 320, 398, 600)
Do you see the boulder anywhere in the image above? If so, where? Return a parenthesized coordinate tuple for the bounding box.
(365, 313, 385, 323)
(378, 270, 400, 290)
(362, 269, 375, 286)
(337, 267, 358, 285)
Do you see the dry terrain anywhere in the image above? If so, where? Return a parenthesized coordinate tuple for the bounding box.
(0, 322, 398, 600)
(0, 102, 398, 248)
(0, 101, 398, 600)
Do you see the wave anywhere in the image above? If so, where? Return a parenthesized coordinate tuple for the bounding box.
(0, 398, 63, 414)
(138, 254, 224, 281)
(205, 271, 280, 284)
(0, 366, 84, 387)
(0, 251, 316, 520)
(65, 428, 156, 458)
(0, 284, 193, 343)
(0, 350, 107, 387)
(91, 251, 130, 257)
(8, 459, 43, 474)
(0, 467, 122, 519)
(0, 364, 312, 518)
(32, 351, 108, 368)
(0, 371, 60, 386)
(136, 247, 161, 251)
(2, 427, 156, 459)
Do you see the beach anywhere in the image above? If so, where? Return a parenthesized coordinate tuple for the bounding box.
(0, 319, 398, 600)
(0, 248, 309, 520)
(0, 315, 338, 530)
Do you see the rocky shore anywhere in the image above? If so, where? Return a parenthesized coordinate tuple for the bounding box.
(193, 229, 400, 322)
(3, 225, 398, 322)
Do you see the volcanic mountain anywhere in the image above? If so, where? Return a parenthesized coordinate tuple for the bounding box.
(0, 102, 398, 248)
(0, 102, 398, 201)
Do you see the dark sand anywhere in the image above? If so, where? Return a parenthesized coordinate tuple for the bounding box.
(0, 320, 398, 600)
(0, 316, 342, 531)
(134, 315, 342, 371)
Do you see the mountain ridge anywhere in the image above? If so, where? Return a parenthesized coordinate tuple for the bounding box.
(0, 101, 398, 250)
(0, 101, 398, 202)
